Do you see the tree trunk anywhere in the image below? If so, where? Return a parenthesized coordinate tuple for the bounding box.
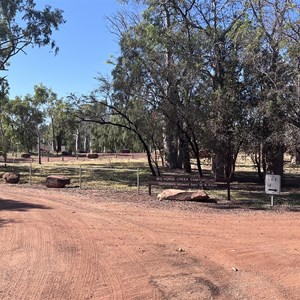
(56, 132, 63, 152)
(265, 143, 284, 178)
(75, 129, 80, 154)
(0, 119, 8, 162)
(212, 151, 226, 180)
(136, 132, 157, 176)
(84, 136, 88, 152)
(51, 116, 56, 151)
(37, 130, 41, 165)
(179, 135, 191, 173)
(189, 131, 203, 177)
(252, 144, 264, 183)
(296, 149, 300, 164)
(163, 120, 179, 169)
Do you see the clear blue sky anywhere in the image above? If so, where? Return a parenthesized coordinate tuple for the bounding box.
(7, 0, 127, 99)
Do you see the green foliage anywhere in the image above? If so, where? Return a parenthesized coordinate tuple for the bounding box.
(0, 1, 65, 157)
(32, 84, 77, 152)
(100, 0, 300, 179)
(6, 95, 44, 152)
(0, 0, 65, 84)
(3, 0, 299, 181)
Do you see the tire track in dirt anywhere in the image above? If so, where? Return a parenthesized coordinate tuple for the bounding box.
(0, 188, 236, 299)
(0, 192, 105, 299)
(30, 196, 153, 299)
(1, 186, 299, 299)
(76, 207, 245, 299)
(0, 208, 50, 300)
(0, 189, 199, 298)
(0, 188, 156, 299)
(105, 209, 300, 300)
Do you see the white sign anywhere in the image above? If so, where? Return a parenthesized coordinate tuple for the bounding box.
(265, 175, 281, 195)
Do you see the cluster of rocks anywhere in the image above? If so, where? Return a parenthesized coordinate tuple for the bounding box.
(1, 172, 71, 188)
(2, 170, 213, 200)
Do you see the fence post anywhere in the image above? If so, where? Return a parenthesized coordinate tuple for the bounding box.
(79, 166, 82, 189)
(29, 162, 32, 185)
(137, 168, 140, 194)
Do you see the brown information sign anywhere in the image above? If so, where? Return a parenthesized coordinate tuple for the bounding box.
(148, 175, 203, 195)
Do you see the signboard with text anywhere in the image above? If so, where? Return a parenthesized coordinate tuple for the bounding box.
(148, 175, 203, 188)
(265, 175, 281, 195)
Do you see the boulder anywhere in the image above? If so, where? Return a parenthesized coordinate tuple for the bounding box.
(3, 172, 20, 184)
(157, 189, 215, 202)
(46, 176, 70, 188)
(121, 149, 130, 153)
(87, 153, 99, 159)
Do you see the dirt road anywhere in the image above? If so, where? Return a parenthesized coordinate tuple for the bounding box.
(0, 186, 299, 299)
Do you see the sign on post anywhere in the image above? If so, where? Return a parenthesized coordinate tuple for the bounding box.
(265, 174, 281, 207)
(265, 175, 281, 195)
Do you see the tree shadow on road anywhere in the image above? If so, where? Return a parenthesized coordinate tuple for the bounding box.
(0, 198, 51, 211)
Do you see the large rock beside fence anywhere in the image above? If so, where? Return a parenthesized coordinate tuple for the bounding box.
(157, 189, 214, 202)
(46, 176, 70, 188)
(87, 153, 99, 159)
(121, 149, 130, 153)
(3, 172, 20, 184)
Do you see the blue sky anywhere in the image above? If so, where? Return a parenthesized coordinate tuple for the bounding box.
(7, 0, 127, 99)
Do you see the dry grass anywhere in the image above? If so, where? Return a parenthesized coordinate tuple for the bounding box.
(0, 153, 299, 207)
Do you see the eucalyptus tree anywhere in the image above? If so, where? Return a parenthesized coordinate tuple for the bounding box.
(0, 0, 64, 160)
(110, 0, 214, 175)
(6, 95, 44, 153)
(71, 78, 161, 176)
(33, 84, 59, 151)
(238, 0, 300, 178)
(0, 79, 10, 161)
(0, 0, 65, 85)
(91, 118, 149, 153)
(168, 0, 249, 179)
(32, 84, 77, 153)
(281, 1, 300, 162)
(115, 0, 300, 180)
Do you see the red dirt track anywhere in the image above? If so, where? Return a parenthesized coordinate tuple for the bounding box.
(0, 185, 299, 299)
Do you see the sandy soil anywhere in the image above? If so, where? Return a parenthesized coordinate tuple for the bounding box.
(0, 185, 299, 300)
